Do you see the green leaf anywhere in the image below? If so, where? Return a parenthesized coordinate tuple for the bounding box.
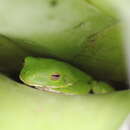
(0, 73, 129, 130)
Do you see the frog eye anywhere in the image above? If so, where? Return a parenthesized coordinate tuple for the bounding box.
(51, 73, 61, 80)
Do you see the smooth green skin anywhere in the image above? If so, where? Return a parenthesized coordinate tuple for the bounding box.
(0, 0, 125, 82)
(92, 81, 115, 94)
(0, 73, 130, 130)
(20, 57, 114, 95)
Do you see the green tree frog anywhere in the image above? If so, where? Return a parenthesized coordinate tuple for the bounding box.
(20, 57, 115, 95)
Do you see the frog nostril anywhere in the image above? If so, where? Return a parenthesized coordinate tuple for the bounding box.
(51, 74, 60, 80)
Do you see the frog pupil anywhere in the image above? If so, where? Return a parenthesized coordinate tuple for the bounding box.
(51, 74, 60, 80)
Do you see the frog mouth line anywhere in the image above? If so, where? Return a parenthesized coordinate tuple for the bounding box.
(23, 82, 76, 95)
(34, 85, 75, 95)
(37, 86, 63, 94)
